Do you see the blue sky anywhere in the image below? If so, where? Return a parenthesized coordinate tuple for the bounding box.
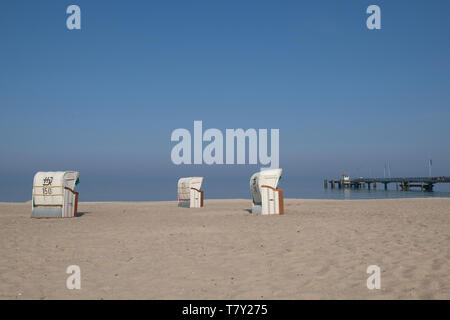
(1, 1, 450, 201)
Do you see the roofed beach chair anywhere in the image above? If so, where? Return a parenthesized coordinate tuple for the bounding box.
(31, 171, 80, 218)
(178, 177, 204, 208)
(250, 169, 284, 215)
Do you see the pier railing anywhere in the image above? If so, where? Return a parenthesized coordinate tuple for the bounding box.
(323, 176, 450, 191)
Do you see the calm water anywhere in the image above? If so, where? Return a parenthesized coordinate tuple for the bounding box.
(2, 175, 450, 202)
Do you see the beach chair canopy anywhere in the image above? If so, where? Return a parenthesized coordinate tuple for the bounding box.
(178, 177, 203, 201)
(250, 169, 282, 205)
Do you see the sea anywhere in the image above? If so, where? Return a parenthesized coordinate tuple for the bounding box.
(2, 176, 450, 202)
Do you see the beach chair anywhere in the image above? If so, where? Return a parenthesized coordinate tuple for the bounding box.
(178, 177, 204, 208)
(31, 171, 80, 218)
(250, 169, 284, 215)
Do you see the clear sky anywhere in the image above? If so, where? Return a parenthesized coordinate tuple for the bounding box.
(1, 1, 450, 201)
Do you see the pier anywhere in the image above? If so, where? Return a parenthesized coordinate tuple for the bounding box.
(323, 176, 450, 192)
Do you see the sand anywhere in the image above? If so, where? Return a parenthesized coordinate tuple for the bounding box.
(0, 198, 449, 300)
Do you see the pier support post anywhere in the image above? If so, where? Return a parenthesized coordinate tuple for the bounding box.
(324, 180, 328, 189)
(384, 183, 388, 190)
(367, 182, 371, 190)
(400, 181, 409, 191)
(331, 180, 335, 189)
(373, 181, 377, 189)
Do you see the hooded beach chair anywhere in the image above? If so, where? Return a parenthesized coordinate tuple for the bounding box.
(250, 169, 284, 215)
(31, 171, 80, 218)
(177, 177, 204, 208)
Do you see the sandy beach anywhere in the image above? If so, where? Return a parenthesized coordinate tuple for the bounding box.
(1, 198, 449, 300)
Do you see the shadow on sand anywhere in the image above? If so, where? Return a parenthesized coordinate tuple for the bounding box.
(75, 212, 89, 217)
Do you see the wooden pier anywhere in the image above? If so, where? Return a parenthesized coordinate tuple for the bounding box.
(323, 176, 450, 192)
